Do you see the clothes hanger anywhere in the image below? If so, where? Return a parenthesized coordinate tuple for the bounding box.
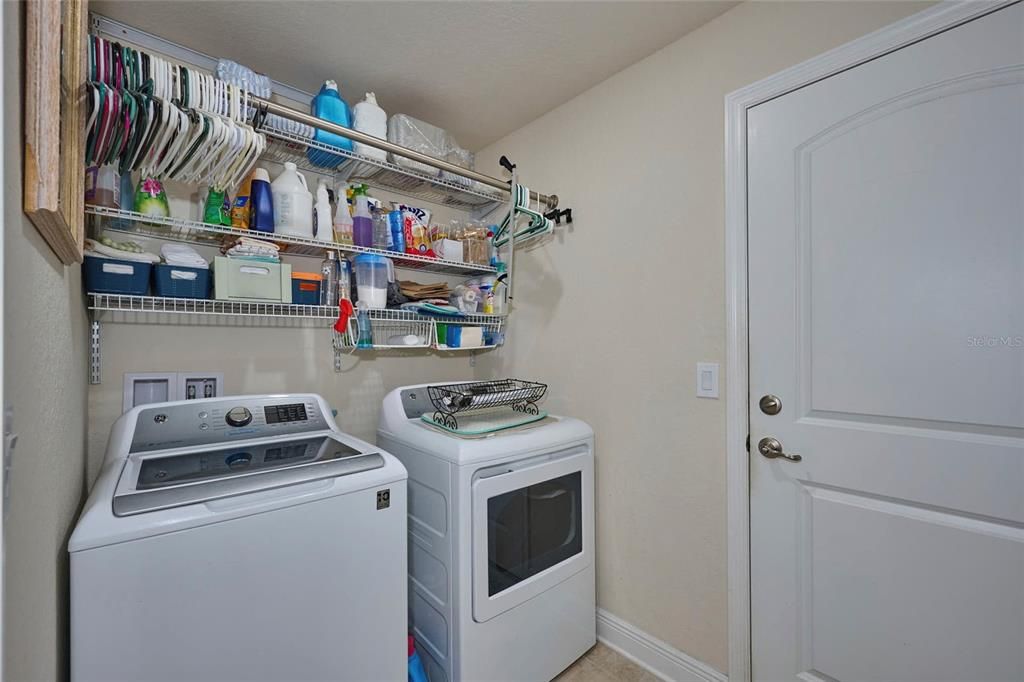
(174, 112, 212, 182)
(92, 84, 115, 165)
(84, 82, 102, 165)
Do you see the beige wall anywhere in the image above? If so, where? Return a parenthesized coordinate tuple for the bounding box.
(3, 3, 91, 680)
(87, 328, 474, 480)
(85, 177, 477, 475)
(475, 1, 929, 672)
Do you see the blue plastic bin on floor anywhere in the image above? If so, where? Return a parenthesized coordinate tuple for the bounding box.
(153, 264, 211, 299)
(83, 255, 152, 296)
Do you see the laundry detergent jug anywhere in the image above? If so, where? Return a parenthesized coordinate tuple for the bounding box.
(353, 92, 387, 161)
(271, 162, 313, 238)
(307, 80, 353, 168)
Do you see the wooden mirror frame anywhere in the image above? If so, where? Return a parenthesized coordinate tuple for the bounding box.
(23, 0, 87, 265)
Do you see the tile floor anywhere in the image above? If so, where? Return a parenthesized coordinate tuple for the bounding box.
(553, 643, 661, 681)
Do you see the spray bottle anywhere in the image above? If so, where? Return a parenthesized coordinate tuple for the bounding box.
(351, 184, 373, 248)
(333, 184, 353, 244)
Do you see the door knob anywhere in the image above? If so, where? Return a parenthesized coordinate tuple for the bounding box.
(757, 437, 802, 462)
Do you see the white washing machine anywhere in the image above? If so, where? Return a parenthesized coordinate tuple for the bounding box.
(378, 383, 595, 682)
(70, 394, 408, 682)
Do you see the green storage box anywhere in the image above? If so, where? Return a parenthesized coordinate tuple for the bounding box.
(213, 257, 293, 303)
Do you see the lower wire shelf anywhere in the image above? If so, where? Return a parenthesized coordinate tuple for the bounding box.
(87, 294, 505, 381)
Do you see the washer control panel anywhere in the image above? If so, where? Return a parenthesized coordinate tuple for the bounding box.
(130, 396, 327, 453)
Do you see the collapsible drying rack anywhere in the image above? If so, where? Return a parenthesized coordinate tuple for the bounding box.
(86, 15, 569, 383)
(426, 379, 547, 430)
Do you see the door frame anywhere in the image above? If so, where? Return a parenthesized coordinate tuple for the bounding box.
(723, 2, 1017, 679)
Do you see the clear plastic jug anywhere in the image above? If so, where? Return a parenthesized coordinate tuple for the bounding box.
(353, 254, 394, 309)
(271, 162, 313, 238)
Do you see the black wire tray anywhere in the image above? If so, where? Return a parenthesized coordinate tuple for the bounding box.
(426, 379, 548, 429)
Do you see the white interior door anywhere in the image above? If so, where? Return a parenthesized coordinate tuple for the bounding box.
(748, 4, 1024, 680)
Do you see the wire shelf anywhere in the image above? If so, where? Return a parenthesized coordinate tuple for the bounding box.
(89, 294, 505, 324)
(259, 128, 505, 214)
(88, 293, 340, 321)
(86, 205, 497, 276)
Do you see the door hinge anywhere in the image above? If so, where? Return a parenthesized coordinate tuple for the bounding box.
(745, 434, 750, 452)
(4, 407, 17, 519)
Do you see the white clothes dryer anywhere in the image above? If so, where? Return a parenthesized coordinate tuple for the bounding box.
(378, 382, 595, 682)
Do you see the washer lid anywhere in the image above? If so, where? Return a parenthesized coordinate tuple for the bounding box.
(113, 434, 382, 517)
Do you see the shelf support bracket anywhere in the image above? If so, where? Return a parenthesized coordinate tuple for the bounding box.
(90, 313, 102, 385)
(334, 344, 342, 373)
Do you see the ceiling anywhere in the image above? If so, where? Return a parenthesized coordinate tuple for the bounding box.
(92, 1, 736, 151)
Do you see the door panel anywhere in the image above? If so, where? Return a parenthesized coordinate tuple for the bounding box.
(748, 3, 1024, 680)
(472, 449, 593, 623)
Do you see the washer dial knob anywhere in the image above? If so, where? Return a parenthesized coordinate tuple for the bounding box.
(225, 407, 253, 427)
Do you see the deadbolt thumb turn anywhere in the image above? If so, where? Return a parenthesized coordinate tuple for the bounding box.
(759, 394, 782, 415)
(757, 437, 802, 462)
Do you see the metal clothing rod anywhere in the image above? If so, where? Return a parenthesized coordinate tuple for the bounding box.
(252, 96, 558, 210)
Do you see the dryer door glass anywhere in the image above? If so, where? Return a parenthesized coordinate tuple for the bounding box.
(487, 471, 582, 596)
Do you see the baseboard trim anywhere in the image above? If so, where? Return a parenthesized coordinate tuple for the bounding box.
(596, 609, 727, 682)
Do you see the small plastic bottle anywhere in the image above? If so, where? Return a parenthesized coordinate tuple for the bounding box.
(356, 301, 373, 349)
(320, 251, 339, 306)
(408, 636, 428, 682)
(333, 187, 353, 245)
(388, 209, 406, 253)
(314, 180, 333, 242)
(338, 256, 352, 301)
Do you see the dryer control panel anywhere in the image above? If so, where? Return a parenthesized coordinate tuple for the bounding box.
(130, 396, 327, 453)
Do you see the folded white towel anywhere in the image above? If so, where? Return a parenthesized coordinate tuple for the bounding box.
(85, 238, 161, 263)
(235, 236, 280, 251)
(227, 244, 279, 260)
(161, 243, 209, 269)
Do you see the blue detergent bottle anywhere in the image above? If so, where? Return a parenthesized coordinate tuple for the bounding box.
(307, 80, 353, 168)
(408, 636, 428, 682)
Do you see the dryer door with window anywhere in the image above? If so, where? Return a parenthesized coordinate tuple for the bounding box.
(471, 445, 593, 622)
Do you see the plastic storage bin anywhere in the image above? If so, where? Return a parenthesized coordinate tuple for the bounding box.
(84, 255, 152, 296)
(387, 114, 450, 175)
(291, 272, 322, 305)
(213, 257, 293, 303)
(153, 264, 211, 299)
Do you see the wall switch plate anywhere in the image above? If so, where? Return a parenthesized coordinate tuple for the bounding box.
(696, 362, 719, 399)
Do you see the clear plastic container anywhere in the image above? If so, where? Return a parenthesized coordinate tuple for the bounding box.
(372, 209, 391, 250)
(462, 221, 490, 266)
(353, 254, 394, 309)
